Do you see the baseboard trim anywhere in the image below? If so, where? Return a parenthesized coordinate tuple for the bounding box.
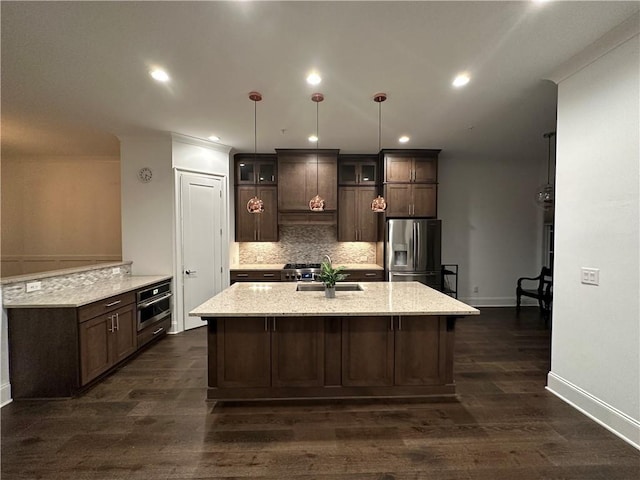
(1, 382, 12, 407)
(547, 371, 640, 450)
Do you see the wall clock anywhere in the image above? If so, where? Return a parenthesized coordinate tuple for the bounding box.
(137, 167, 153, 183)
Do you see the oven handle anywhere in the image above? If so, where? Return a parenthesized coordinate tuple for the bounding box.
(138, 292, 172, 309)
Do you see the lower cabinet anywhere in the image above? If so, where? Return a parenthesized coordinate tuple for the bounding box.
(216, 317, 325, 389)
(341, 316, 445, 387)
(208, 315, 453, 400)
(79, 303, 137, 386)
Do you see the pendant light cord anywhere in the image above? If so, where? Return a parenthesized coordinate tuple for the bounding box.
(254, 98, 258, 197)
(316, 99, 319, 196)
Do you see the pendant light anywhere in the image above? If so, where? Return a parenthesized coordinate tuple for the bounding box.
(371, 92, 388, 213)
(309, 92, 325, 211)
(535, 131, 556, 211)
(246, 91, 264, 214)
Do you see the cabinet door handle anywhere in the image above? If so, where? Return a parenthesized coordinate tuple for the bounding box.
(114, 312, 120, 331)
(398, 316, 402, 331)
(153, 327, 164, 335)
(272, 318, 277, 332)
(264, 317, 268, 332)
(105, 300, 121, 308)
(108, 315, 114, 333)
(390, 317, 394, 331)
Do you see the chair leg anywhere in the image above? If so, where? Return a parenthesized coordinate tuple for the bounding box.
(516, 292, 521, 313)
(537, 299, 544, 316)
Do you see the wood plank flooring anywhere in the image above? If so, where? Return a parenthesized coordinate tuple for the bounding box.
(2, 307, 638, 479)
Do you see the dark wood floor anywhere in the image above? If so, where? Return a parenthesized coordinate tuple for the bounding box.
(2, 307, 638, 479)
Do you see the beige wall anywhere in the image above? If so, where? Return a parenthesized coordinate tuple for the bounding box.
(1, 155, 122, 277)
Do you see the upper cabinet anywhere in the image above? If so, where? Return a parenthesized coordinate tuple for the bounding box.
(276, 149, 338, 212)
(383, 149, 439, 183)
(235, 153, 277, 185)
(338, 154, 379, 186)
(234, 153, 278, 242)
(383, 149, 440, 218)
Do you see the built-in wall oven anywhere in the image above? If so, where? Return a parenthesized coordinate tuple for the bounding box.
(136, 282, 172, 332)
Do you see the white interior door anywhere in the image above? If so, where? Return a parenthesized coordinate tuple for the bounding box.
(181, 173, 225, 331)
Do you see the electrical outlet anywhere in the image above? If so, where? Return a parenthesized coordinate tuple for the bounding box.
(581, 267, 599, 285)
(112, 267, 120, 275)
(473, 286, 479, 293)
(256, 255, 263, 263)
(26, 281, 42, 293)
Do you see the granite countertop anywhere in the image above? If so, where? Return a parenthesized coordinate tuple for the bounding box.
(190, 281, 479, 318)
(3, 275, 172, 309)
(230, 263, 383, 270)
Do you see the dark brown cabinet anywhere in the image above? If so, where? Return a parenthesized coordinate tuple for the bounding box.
(384, 151, 438, 183)
(383, 183, 437, 217)
(6, 286, 167, 399)
(207, 314, 453, 400)
(342, 316, 447, 388)
(230, 269, 282, 283)
(338, 154, 379, 185)
(338, 186, 379, 241)
(341, 316, 394, 386)
(235, 185, 278, 241)
(214, 317, 325, 390)
(216, 317, 271, 388)
(235, 154, 277, 185)
(271, 317, 324, 387)
(342, 269, 384, 281)
(383, 149, 440, 218)
(277, 149, 338, 213)
(79, 301, 136, 386)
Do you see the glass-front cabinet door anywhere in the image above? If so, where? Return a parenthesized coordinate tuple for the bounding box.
(235, 154, 277, 185)
(338, 155, 378, 185)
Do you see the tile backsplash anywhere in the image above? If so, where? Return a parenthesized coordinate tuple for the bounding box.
(239, 226, 378, 264)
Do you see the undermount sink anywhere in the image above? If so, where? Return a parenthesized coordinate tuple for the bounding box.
(296, 283, 364, 292)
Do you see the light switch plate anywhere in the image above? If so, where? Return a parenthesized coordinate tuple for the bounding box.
(581, 267, 599, 285)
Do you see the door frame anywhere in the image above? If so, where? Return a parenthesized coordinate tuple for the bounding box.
(173, 168, 230, 333)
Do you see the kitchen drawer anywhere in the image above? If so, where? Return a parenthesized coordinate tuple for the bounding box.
(137, 316, 171, 349)
(231, 270, 282, 282)
(78, 292, 136, 323)
(343, 270, 384, 282)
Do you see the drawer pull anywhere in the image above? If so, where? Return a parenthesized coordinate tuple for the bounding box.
(263, 273, 274, 278)
(152, 327, 164, 335)
(105, 300, 121, 308)
(365, 273, 377, 277)
(236, 273, 249, 278)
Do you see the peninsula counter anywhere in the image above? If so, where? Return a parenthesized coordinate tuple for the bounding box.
(190, 281, 479, 401)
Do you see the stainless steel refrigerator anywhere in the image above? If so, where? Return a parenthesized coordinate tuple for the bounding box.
(385, 219, 441, 288)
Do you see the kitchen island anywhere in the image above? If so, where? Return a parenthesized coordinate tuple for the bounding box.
(190, 281, 479, 401)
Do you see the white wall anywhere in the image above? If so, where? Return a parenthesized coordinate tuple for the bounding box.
(120, 135, 174, 276)
(547, 33, 639, 448)
(438, 81, 557, 306)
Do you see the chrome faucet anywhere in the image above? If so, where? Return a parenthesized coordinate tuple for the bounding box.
(323, 254, 332, 267)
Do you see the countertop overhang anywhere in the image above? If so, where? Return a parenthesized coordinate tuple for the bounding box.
(190, 281, 479, 318)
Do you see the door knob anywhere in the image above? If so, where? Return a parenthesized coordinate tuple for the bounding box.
(185, 270, 197, 275)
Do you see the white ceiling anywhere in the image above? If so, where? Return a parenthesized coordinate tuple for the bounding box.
(1, 1, 638, 157)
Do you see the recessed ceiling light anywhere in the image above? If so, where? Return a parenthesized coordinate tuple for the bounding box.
(208, 135, 220, 142)
(308, 135, 319, 143)
(399, 136, 410, 144)
(150, 68, 170, 83)
(306, 72, 322, 85)
(452, 73, 470, 88)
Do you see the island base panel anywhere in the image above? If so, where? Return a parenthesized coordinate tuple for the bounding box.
(206, 384, 456, 401)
